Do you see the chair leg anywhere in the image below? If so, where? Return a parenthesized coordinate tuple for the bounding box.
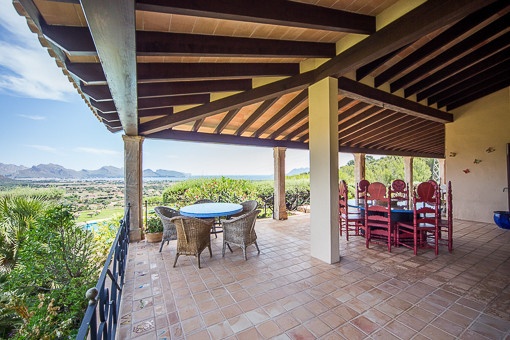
(208, 244, 212, 258)
(242, 246, 247, 260)
(254, 241, 260, 254)
(227, 244, 233, 253)
(222, 241, 226, 257)
(173, 253, 180, 268)
(159, 239, 165, 252)
(197, 252, 201, 269)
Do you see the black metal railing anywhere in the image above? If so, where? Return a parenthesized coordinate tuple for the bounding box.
(76, 203, 131, 340)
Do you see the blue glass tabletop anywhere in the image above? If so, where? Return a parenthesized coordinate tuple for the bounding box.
(180, 203, 243, 218)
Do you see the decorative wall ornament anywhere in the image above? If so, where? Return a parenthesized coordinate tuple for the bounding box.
(449, 152, 457, 157)
(474, 159, 482, 164)
(463, 169, 470, 174)
(486, 147, 495, 153)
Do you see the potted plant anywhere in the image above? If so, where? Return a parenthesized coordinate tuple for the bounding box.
(145, 215, 163, 243)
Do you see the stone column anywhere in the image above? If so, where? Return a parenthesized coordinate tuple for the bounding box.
(354, 153, 366, 185)
(308, 77, 340, 264)
(123, 135, 144, 241)
(404, 156, 414, 196)
(273, 147, 288, 220)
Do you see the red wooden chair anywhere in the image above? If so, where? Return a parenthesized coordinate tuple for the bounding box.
(357, 179, 370, 200)
(438, 181, 453, 252)
(396, 181, 440, 255)
(365, 182, 392, 252)
(339, 180, 364, 240)
(391, 179, 409, 209)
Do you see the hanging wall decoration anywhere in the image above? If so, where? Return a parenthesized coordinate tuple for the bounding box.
(473, 159, 482, 164)
(486, 147, 495, 153)
(463, 169, 470, 174)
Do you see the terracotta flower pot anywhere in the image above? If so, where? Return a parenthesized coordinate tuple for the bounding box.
(145, 232, 163, 243)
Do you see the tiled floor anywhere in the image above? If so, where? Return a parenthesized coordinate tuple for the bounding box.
(118, 213, 510, 339)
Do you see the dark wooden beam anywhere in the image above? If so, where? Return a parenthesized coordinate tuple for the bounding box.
(138, 94, 210, 109)
(344, 114, 414, 146)
(337, 102, 370, 125)
(268, 108, 308, 140)
(40, 23, 96, 56)
(90, 98, 116, 113)
(405, 31, 510, 98)
(138, 79, 252, 98)
(81, 82, 112, 101)
(442, 73, 510, 110)
(337, 77, 453, 123)
(96, 111, 120, 123)
(137, 0, 375, 34)
(339, 110, 400, 141)
(138, 31, 335, 58)
(252, 90, 308, 138)
(139, 0, 488, 134)
(66, 61, 106, 84)
(422, 47, 510, 103)
(338, 106, 387, 132)
(284, 121, 309, 141)
(215, 109, 240, 134)
(138, 107, 173, 117)
(235, 98, 278, 136)
(80, 0, 137, 135)
(373, 0, 509, 87)
(390, 12, 510, 92)
(338, 145, 443, 159)
(356, 45, 409, 81)
(138, 63, 299, 82)
(145, 129, 309, 150)
(192, 119, 204, 132)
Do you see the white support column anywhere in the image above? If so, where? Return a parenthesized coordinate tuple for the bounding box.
(404, 156, 414, 193)
(309, 77, 340, 264)
(354, 153, 366, 184)
(438, 158, 446, 185)
(273, 147, 288, 220)
(123, 135, 144, 241)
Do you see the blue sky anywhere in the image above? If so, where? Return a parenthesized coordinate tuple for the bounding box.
(0, 1, 353, 175)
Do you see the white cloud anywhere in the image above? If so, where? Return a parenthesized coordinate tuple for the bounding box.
(26, 144, 58, 153)
(0, 2, 75, 100)
(18, 114, 46, 120)
(75, 147, 121, 156)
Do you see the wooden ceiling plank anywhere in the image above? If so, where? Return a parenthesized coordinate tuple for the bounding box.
(138, 31, 335, 58)
(390, 12, 510, 93)
(373, 0, 509, 87)
(137, 63, 299, 82)
(138, 79, 252, 98)
(66, 61, 106, 84)
(359, 119, 436, 148)
(336, 102, 370, 125)
(139, 0, 487, 135)
(251, 90, 308, 138)
(338, 77, 453, 123)
(372, 122, 442, 149)
(356, 45, 409, 81)
(90, 98, 116, 113)
(445, 76, 510, 110)
(138, 93, 210, 109)
(146, 129, 308, 149)
(338, 145, 443, 159)
(136, 0, 375, 34)
(41, 23, 96, 57)
(417, 46, 510, 102)
(269, 108, 308, 140)
(81, 82, 112, 101)
(346, 115, 420, 146)
(80, 0, 138, 135)
(215, 108, 240, 134)
(340, 111, 402, 141)
(431, 61, 510, 106)
(405, 31, 510, 98)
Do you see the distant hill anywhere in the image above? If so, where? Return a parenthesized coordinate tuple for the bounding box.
(287, 167, 309, 176)
(0, 163, 188, 180)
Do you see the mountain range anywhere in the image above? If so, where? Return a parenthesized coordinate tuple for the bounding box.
(0, 163, 189, 180)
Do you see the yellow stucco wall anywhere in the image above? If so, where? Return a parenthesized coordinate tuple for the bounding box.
(446, 88, 510, 223)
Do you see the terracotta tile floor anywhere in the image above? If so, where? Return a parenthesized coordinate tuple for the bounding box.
(118, 214, 510, 339)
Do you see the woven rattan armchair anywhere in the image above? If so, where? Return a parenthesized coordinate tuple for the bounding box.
(222, 209, 260, 260)
(154, 206, 180, 252)
(231, 200, 258, 218)
(193, 198, 220, 236)
(169, 216, 213, 268)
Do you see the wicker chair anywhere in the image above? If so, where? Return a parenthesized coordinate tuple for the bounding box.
(222, 209, 260, 260)
(169, 216, 213, 268)
(231, 200, 258, 217)
(193, 199, 220, 236)
(154, 206, 180, 252)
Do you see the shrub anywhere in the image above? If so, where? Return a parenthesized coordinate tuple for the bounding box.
(145, 216, 163, 233)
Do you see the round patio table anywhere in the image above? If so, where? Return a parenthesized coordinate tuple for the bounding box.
(180, 202, 243, 218)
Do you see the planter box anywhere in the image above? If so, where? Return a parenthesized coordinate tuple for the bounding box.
(145, 232, 163, 243)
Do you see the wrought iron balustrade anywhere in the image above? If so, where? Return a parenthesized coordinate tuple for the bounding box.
(76, 204, 131, 340)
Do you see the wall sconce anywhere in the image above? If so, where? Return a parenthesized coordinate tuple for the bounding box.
(449, 152, 457, 157)
(474, 159, 482, 164)
(486, 147, 495, 153)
